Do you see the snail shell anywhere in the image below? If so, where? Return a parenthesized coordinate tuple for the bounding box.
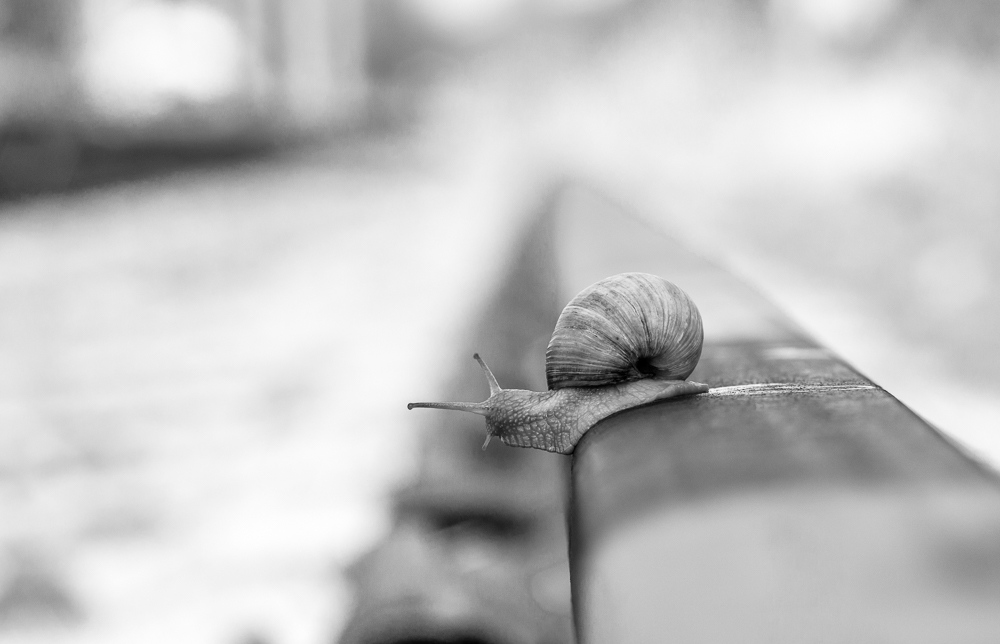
(546, 272, 703, 389)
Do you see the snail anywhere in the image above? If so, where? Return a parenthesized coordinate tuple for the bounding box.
(408, 272, 709, 454)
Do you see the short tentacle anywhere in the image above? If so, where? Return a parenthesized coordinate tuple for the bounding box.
(473, 353, 502, 396)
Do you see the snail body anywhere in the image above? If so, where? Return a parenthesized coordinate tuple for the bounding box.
(408, 273, 708, 455)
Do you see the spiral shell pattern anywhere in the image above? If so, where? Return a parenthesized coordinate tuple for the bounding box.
(545, 272, 703, 390)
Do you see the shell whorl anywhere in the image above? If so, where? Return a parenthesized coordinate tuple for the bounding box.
(545, 272, 703, 390)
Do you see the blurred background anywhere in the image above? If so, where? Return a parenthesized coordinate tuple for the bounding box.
(0, 0, 998, 642)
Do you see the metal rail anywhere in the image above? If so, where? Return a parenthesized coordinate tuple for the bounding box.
(553, 189, 1000, 643)
(340, 183, 1000, 644)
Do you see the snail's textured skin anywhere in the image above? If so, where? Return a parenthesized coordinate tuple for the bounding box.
(487, 380, 709, 454)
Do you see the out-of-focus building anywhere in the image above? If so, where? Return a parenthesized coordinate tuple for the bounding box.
(0, 0, 368, 192)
